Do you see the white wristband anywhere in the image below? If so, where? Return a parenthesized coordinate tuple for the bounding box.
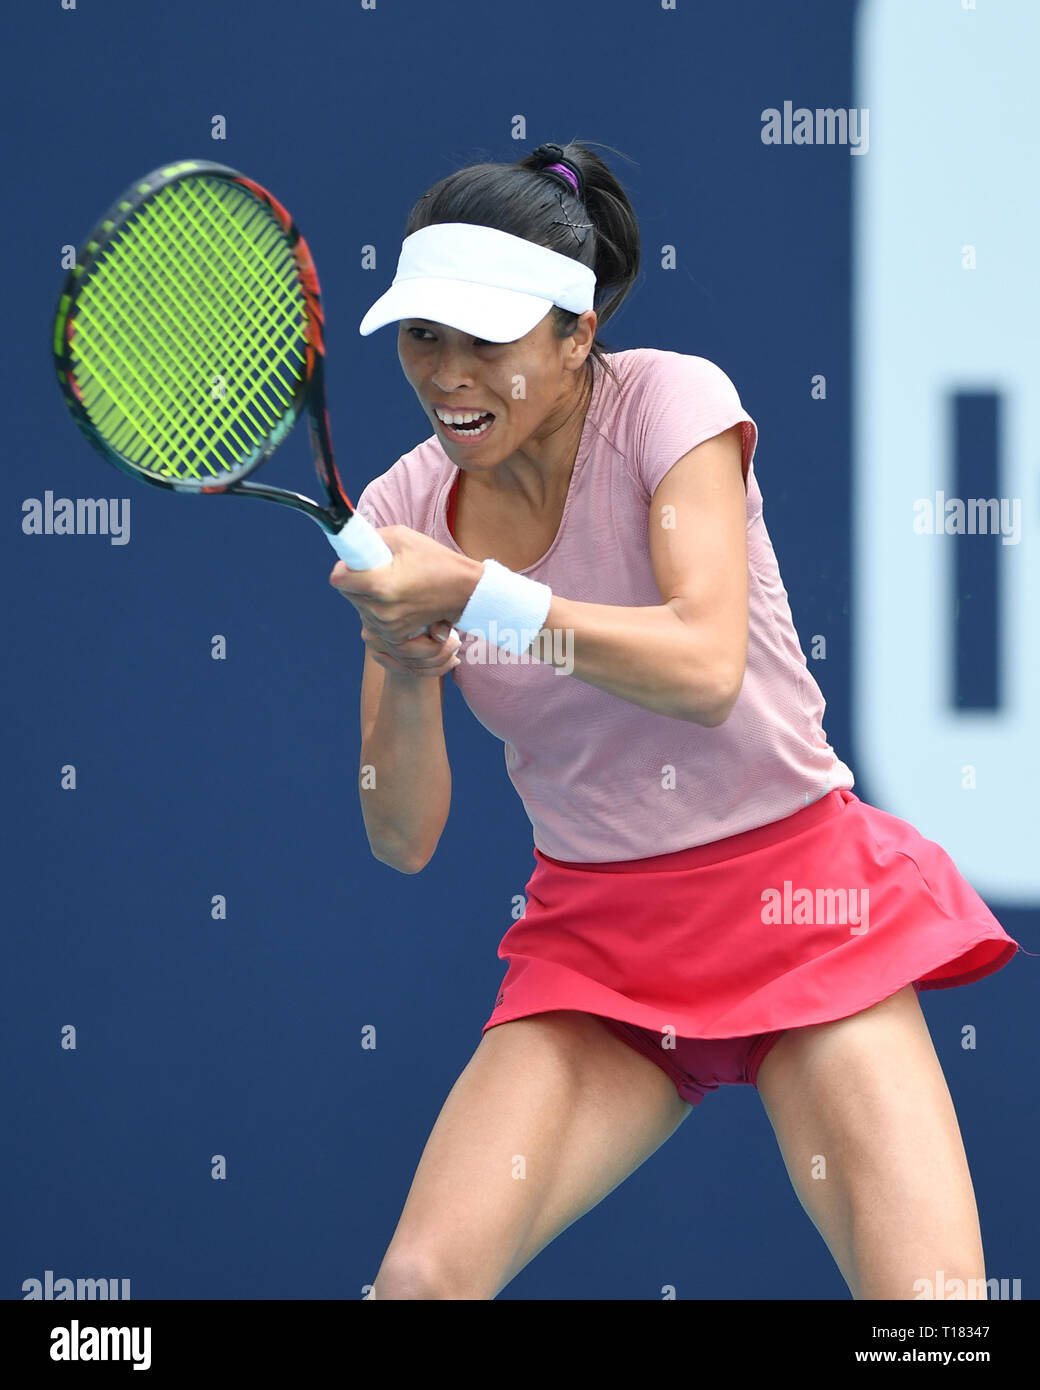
(457, 558, 553, 655)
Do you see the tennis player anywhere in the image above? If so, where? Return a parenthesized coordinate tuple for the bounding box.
(333, 141, 1021, 1301)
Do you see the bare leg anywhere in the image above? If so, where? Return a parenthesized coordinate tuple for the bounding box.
(370, 1009, 693, 1300)
(756, 984, 987, 1300)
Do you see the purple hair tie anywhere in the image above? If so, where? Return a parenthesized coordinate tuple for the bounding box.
(543, 162, 580, 198)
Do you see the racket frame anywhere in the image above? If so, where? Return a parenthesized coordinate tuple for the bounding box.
(52, 158, 357, 538)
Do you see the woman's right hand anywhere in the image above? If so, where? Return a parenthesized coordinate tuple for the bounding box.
(361, 618, 462, 678)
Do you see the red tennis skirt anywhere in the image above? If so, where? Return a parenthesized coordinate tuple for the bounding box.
(481, 788, 1020, 1040)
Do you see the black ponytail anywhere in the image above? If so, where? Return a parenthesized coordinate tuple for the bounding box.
(402, 139, 641, 391)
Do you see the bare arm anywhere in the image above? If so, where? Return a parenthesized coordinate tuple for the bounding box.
(359, 649, 451, 873)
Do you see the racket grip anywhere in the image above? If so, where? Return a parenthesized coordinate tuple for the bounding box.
(327, 512, 459, 646)
(327, 510, 393, 568)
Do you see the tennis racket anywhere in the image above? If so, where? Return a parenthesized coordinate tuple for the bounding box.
(52, 157, 403, 578)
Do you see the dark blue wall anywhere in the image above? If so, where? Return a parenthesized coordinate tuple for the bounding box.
(3, 0, 1033, 1301)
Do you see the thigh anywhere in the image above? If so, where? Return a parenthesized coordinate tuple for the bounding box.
(373, 1010, 693, 1300)
(755, 985, 985, 1299)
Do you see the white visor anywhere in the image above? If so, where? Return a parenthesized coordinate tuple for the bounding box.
(358, 222, 597, 342)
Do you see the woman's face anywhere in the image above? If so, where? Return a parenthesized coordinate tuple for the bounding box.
(396, 310, 595, 467)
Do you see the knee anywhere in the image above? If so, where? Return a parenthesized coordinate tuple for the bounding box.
(853, 1264, 989, 1301)
(372, 1252, 484, 1301)
(848, 1227, 987, 1301)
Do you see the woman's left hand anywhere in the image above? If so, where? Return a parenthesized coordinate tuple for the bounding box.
(329, 524, 482, 643)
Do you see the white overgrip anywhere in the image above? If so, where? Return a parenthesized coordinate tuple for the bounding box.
(327, 512, 458, 645)
(327, 510, 394, 568)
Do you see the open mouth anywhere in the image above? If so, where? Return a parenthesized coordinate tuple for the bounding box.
(436, 411, 496, 442)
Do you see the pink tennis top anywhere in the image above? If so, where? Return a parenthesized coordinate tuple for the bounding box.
(355, 347, 855, 862)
